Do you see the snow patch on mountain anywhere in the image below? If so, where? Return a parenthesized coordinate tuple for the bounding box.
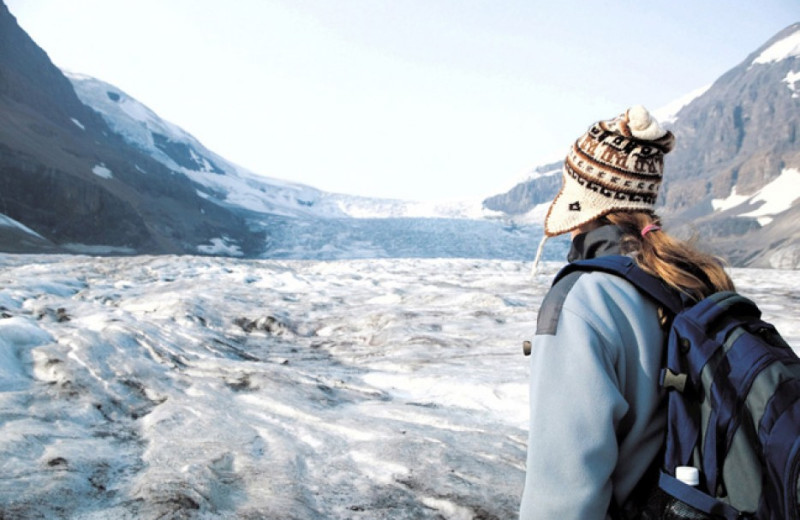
(712, 168, 800, 226)
(784, 70, 800, 97)
(752, 29, 800, 65)
(65, 72, 186, 155)
(92, 164, 112, 179)
(499, 164, 563, 199)
(61, 243, 137, 255)
(515, 202, 552, 225)
(0, 214, 44, 239)
(652, 84, 712, 125)
(527, 165, 561, 182)
(198, 237, 244, 257)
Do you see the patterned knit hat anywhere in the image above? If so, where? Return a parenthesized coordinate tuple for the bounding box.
(543, 105, 675, 237)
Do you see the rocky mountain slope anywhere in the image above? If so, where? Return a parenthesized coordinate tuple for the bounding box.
(0, 0, 494, 257)
(0, 2, 271, 256)
(65, 73, 490, 223)
(485, 23, 800, 268)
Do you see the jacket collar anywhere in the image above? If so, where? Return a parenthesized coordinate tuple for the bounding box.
(567, 225, 624, 262)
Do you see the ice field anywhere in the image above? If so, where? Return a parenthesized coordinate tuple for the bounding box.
(0, 254, 798, 519)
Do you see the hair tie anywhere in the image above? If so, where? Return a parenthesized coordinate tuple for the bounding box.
(641, 224, 661, 237)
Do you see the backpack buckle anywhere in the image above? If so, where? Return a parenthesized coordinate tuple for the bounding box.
(660, 368, 687, 392)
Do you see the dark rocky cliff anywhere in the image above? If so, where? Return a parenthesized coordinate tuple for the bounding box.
(482, 162, 562, 215)
(663, 23, 800, 217)
(0, 1, 263, 255)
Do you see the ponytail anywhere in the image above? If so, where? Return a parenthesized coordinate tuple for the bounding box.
(603, 212, 735, 302)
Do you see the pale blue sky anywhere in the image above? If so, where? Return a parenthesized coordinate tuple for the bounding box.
(5, 1, 798, 201)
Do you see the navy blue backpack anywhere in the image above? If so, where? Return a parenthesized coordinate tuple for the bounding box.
(554, 255, 800, 520)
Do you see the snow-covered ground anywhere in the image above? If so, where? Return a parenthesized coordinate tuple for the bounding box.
(0, 255, 798, 519)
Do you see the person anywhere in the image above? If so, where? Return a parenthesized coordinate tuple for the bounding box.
(519, 105, 735, 519)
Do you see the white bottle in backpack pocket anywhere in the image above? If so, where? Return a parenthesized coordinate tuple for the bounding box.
(664, 467, 714, 519)
(675, 466, 700, 487)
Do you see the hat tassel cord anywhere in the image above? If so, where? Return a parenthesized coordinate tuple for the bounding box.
(530, 235, 548, 277)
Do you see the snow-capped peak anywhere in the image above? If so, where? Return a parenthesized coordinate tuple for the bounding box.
(64, 71, 188, 150)
(66, 72, 493, 222)
(751, 27, 800, 66)
(652, 84, 712, 125)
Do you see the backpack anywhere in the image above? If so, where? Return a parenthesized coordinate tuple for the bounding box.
(553, 255, 800, 520)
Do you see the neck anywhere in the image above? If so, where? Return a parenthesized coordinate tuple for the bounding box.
(568, 225, 625, 262)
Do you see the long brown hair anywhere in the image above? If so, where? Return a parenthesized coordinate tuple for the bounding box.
(603, 211, 735, 302)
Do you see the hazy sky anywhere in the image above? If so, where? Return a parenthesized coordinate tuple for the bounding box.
(5, 1, 798, 201)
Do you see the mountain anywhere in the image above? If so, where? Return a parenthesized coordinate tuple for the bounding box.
(65, 73, 491, 223)
(63, 74, 517, 260)
(0, 2, 272, 256)
(0, 2, 496, 258)
(483, 162, 562, 216)
(63, 73, 354, 225)
(661, 22, 800, 268)
(0, 213, 58, 253)
(485, 23, 800, 268)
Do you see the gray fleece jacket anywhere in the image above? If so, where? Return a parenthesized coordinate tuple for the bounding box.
(519, 226, 667, 519)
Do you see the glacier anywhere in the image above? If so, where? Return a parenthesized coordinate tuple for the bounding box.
(0, 254, 798, 519)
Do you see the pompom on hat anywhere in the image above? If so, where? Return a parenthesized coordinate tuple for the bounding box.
(544, 105, 675, 237)
(531, 106, 674, 274)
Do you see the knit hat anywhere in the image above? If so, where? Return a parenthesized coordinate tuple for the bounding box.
(543, 105, 675, 237)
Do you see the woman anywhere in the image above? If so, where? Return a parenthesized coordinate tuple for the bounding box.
(519, 106, 734, 519)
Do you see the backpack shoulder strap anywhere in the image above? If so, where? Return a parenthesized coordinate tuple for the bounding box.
(554, 255, 684, 315)
(684, 290, 760, 325)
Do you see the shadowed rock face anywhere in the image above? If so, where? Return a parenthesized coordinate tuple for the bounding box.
(0, 146, 153, 251)
(0, 2, 264, 256)
(482, 162, 563, 216)
(483, 23, 800, 268)
(151, 133, 225, 174)
(663, 24, 800, 214)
